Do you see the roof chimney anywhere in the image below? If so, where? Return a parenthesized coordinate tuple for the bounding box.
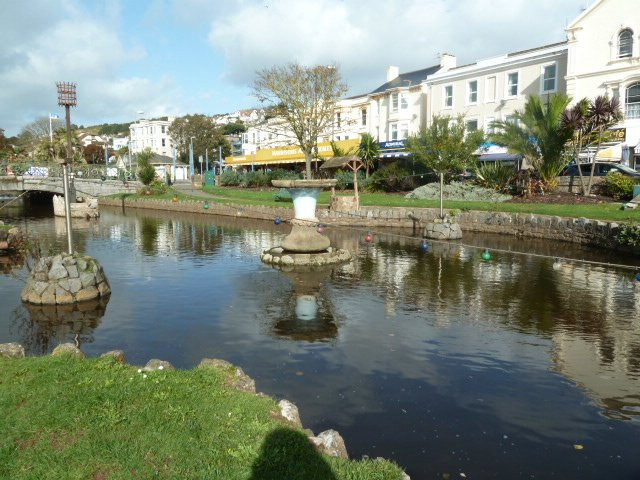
(386, 66, 399, 82)
(439, 53, 457, 71)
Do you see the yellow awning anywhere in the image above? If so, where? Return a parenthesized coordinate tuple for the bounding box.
(225, 139, 360, 166)
(595, 144, 622, 161)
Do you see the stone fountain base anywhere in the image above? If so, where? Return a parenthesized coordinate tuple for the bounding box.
(261, 246, 351, 269)
(281, 220, 330, 253)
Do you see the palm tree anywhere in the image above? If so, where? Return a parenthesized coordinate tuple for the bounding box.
(562, 96, 623, 196)
(490, 94, 573, 191)
(584, 96, 623, 195)
(561, 99, 590, 195)
(357, 133, 380, 178)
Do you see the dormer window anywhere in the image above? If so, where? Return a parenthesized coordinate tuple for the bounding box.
(618, 29, 633, 58)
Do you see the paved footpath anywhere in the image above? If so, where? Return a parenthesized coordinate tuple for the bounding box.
(172, 182, 225, 200)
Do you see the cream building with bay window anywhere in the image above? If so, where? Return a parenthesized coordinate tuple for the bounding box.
(425, 43, 568, 134)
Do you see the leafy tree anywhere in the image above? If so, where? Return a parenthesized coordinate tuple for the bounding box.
(407, 115, 484, 174)
(168, 114, 230, 164)
(490, 94, 573, 191)
(97, 122, 131, 136)
(407, 115, 484, 217)
(83, 144, 105, 164)
(222, 121, 246, 135)
(137, 148, 156, 185)
(357, 133, 380, 179)
(253, 63, 348, 179)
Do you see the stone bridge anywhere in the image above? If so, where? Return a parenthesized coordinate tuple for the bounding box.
(0, 176, 140, 197)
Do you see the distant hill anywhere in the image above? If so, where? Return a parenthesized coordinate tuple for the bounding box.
(81, 122, 132, 136)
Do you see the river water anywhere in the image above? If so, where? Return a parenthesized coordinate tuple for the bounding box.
(1, 201, 640, 479)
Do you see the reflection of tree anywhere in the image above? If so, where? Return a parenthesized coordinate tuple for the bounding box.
(140, 217, 160, 255)
(263, 267, 340, 342)
(12, 297, 109, 355)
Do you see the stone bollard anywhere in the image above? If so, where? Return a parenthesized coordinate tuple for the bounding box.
(21, 253, 111, 305)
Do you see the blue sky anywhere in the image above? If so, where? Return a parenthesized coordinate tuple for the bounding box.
(1, 0, 587, 135)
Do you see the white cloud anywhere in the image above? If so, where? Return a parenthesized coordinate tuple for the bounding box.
(0, 1, 182, 135)
(208, 0, 585, 97)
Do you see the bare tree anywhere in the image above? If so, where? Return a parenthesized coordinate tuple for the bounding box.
(20, 116, 61, 142)
(253, 63, 347, 179)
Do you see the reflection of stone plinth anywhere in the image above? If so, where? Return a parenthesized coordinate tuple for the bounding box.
(264, 179, 351, 266)
(21, 253, 111, 305)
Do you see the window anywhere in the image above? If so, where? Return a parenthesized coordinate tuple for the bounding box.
(507, 72, 519, 97)
(444, 85, 453, 108)
(542, 64, 557, 92)
(400, 123, 408, 139)
(390, 123, 398, 140)
(466, 119, 478, 132)
(391, 93, 399, 112)
(400, 94, 408, 109)
(361, 108, 367, 126)
(485, 116, 496, 133)
(161, 125, 166, 134)
(619, 29, 633, 58)
(486, 76, 496, 102)
(336, 112, 341, 128)
(162, 138, 166, 147)
(505, 114, 517, 125)
(626, 82, 640, 119)
(468, 80, 478, 104)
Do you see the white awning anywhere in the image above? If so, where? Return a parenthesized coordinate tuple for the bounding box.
(379, 152, 410, 158)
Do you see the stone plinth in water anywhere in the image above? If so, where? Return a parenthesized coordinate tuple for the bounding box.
(263, 179, 351, 266)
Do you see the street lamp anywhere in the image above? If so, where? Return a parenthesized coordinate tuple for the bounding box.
(56, 81, 77, 254)
(49, 114, 59, 143)
(189, 136, 195, 179)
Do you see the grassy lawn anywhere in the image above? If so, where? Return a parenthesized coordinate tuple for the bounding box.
(0, 355, 405, 480)
(200, 186, 640, 222)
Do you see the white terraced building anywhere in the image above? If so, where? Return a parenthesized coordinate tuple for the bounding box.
(129, 117, 175, 157)
(238, 0, 640, 166)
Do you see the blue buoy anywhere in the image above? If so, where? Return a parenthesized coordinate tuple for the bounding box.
(420, 240, 429, 252)
(636, 272, 640, 282)
(274, 216, 282, 225)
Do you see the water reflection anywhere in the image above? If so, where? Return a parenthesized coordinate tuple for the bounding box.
(267, 267, 339, 342)
(2, 206, 640, 479)
(12, 297, 109, 355)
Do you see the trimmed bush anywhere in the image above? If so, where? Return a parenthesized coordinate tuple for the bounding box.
(474, 162, 515, 192)
(603, 172, 640, 200)
(367, 163, 418, 192)
(615, 223, 640, 247)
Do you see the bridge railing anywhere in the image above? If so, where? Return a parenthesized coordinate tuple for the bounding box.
(1, 161, 137, 181)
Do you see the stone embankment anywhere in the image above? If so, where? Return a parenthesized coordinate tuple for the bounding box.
(0, 342, 405, 475)
(100, 197, 638, 254)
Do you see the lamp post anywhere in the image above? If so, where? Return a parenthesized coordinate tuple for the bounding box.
(49, 114, 59, 143)
(56, 81, 77, 254)
(189, 136, 195, 179)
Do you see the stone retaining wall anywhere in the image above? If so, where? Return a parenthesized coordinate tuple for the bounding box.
(99, 197, 639, 254)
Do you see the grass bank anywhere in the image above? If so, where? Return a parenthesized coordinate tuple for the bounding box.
(0, 355, 405, 480)
(201, 186, 640, 222)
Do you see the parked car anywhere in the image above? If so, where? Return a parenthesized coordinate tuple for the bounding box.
(562, 162, 640, 177)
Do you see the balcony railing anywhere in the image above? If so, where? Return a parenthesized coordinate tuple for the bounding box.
(626, 102, 640, 119)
